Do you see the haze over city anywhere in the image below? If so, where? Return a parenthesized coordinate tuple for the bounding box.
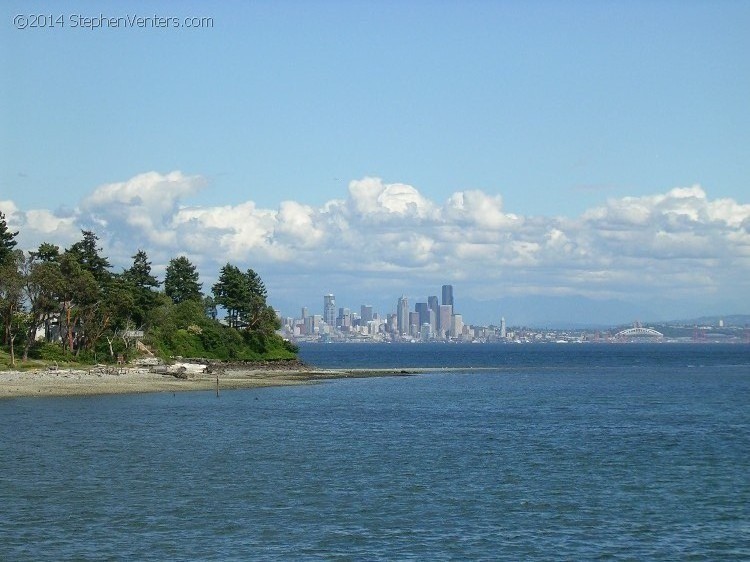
(2, 1, 749, 326)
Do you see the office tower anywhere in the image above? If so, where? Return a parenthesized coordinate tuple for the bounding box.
(500, 317, 507, 339)
(301, 307, 308, 320)
(323, 294, 336, 326)
(397, 296, 409, 335)
(428, 296, 439, 331)
(439, 304, 452, 337)
(420, 322, 432, 341)
(409, 312, 420, 337)
(337, 307, 351, 329)
(451, 314, 463, 338)
(361, 305, 373, 323)
(442, 284, 454, 309)
(415, 302, 429, 327)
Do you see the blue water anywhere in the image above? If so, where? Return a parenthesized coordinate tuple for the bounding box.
(1, 344, 749, 560)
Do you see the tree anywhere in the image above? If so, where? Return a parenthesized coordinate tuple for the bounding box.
(32, 242, 60, 263)
(164, 256, 202, 304)
(212, 264, 250, 328)
(0, 250, 25, 363)
(67, 230, 111, 287)
(123, 250, 160, 326)
(240, 268, 274, 332)
(212, 263, 278, 333)
(0, 211, 19, 267)
(57, 252, 99, 353)
(21, 248, 64, 360)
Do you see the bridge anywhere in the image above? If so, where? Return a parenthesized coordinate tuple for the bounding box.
(614, 327, 664, 340)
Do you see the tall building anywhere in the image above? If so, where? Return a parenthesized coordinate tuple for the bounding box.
(451, 314, 463, 338)
(428, 296, 439, 332)
(337, 307, 351, 329)
(323, 294, 336, 326)
(500, 317, 507, 339)
(441, 284, 454, 309)
(439, 304, 452, 338)
(415, 302, 430, 327)
(409, 312, 420, 337)
(360, 305, 373, 323)
(397, 296, 409, 335)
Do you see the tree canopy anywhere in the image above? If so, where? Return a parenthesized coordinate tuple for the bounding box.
(164, 256, 202, 304)
(0, 227, 295, 365)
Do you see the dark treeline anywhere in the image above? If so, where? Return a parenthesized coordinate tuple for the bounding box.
(0, 211, 297, 367)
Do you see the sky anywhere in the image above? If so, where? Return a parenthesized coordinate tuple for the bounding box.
(1, 0, 749, 326)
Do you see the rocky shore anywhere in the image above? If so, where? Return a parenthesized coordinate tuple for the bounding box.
(0, 360, 420, 399)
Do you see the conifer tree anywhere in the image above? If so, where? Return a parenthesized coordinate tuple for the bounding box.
(123, 250, 160, 326)
(164, 256, 202, 304)
(0, 211, 19, 267)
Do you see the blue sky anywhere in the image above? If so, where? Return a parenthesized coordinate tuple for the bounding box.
(2, 1, 749, 325)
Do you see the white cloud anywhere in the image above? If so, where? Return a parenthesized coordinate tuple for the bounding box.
(5, 172, 749, 317)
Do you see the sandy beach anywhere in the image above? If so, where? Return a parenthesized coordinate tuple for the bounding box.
(0, 363, 420, 399)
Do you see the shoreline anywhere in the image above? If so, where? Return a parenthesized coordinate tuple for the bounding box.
(0, 365, 426, 399)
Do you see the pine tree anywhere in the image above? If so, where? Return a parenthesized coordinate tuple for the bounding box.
(67, 230, 111, 286)
(0, 211, 19, 267)
(123, 250, 160, 326)
(164, 256, 202, 304)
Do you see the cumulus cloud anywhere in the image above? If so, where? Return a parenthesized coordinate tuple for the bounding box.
(4, 172, 749, 315)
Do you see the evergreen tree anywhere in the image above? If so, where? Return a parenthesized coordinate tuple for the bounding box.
(21, 247, 64, 360)
(123, 250, 160, 326)
(67, 230, 111, 286)
(164, 256, 202, 304)
(32, 242, 60, 263)
(0, 211, 19, 267)
(212, 264, 249, 328)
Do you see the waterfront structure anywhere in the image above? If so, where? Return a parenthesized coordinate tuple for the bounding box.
(323, 294, 336, 326)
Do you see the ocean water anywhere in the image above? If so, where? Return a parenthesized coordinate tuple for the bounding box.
(1, 344, 748, 560)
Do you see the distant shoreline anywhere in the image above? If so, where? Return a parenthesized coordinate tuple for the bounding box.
(0, 364, 426, 399)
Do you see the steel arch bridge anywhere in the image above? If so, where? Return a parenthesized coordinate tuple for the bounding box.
(614, 327, 664, 339)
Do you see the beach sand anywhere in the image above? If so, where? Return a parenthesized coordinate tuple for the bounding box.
(0, 364, 419, 399)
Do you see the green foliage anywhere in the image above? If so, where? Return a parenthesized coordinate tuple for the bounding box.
(1, 222, 296, 364)
(122, 250, 160, 326)
(0, 210, 19, 267)
(145, 298, 295, 361)
(33, 341, 73, 362)
(67, 230, 112, 286)
(164, 256, 202, 304)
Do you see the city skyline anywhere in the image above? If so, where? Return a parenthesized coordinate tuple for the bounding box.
(3, 2, 749, 326)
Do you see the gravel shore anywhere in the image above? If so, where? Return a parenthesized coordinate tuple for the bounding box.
(0, 364, 420, 399)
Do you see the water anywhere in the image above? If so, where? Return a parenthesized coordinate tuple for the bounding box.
(1, 344, 748, 560)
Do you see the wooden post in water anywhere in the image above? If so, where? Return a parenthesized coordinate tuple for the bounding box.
(216, 375, 219, 397)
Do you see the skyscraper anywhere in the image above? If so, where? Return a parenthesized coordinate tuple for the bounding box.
(323, 294, 336, 326)
(360, 305, 373, 323)
(415, 302, 429, 327)
(442, 284, 454, 309)
(397, 296, 409, 335)
(439, 304, 452, 338)
(428, 295, 439, 332)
